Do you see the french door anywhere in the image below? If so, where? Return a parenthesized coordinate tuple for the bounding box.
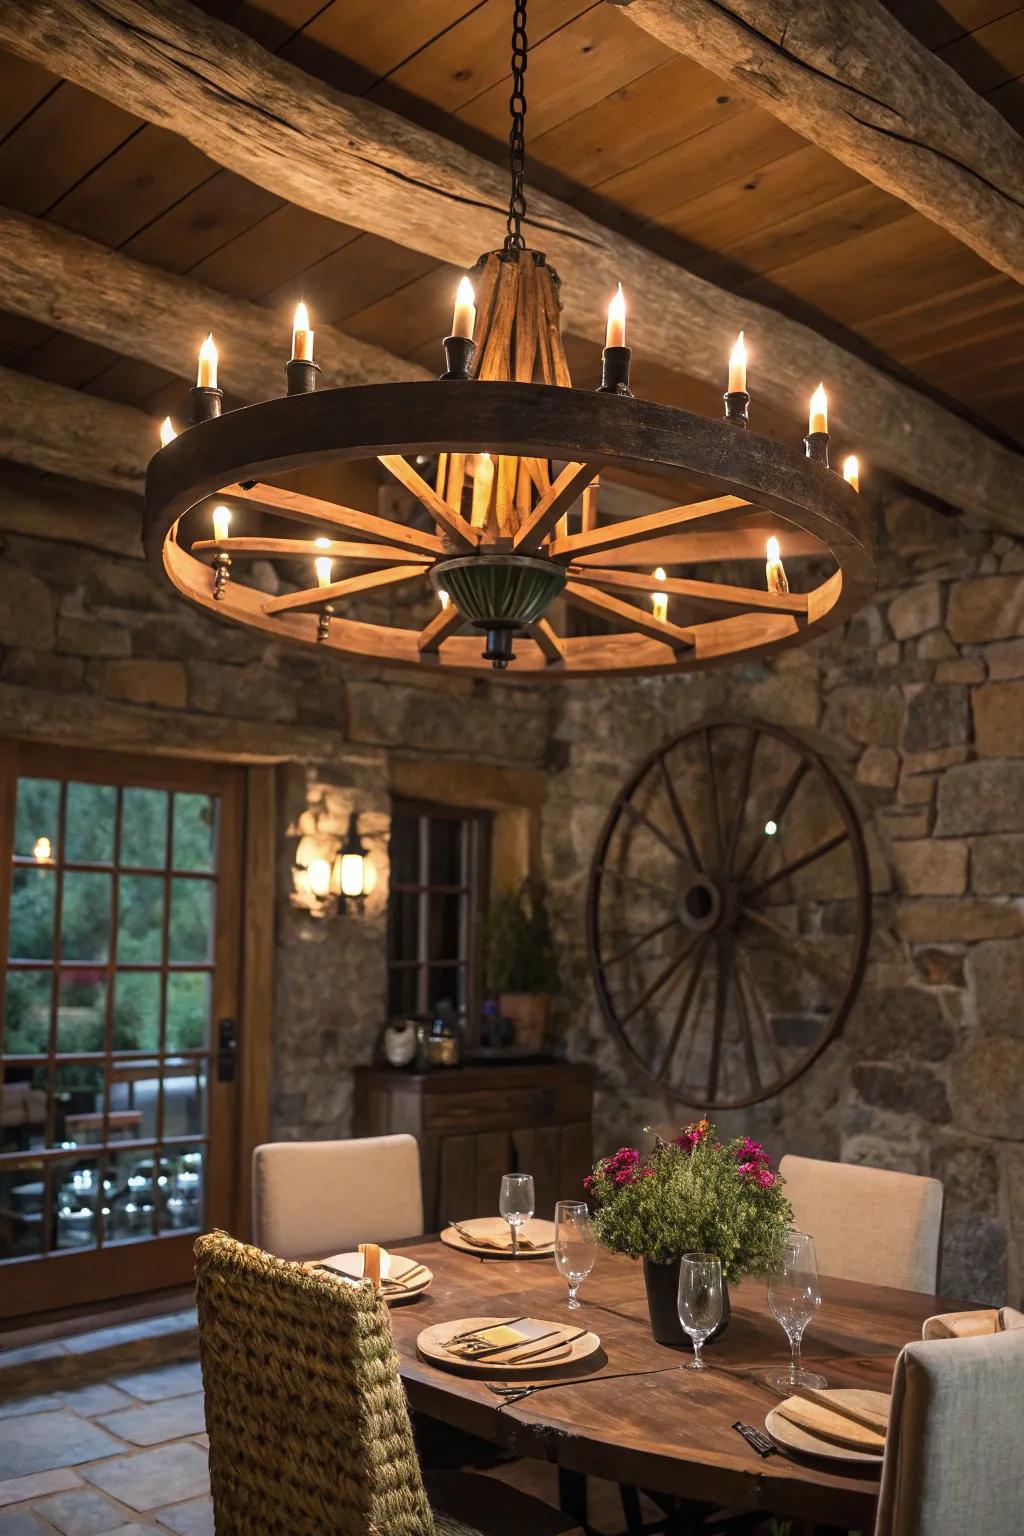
(0, 742, 245, 1318)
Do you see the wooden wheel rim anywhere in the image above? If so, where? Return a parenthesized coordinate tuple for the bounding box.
(144, 382, 876, 680)
(587, 715, 871, 1109)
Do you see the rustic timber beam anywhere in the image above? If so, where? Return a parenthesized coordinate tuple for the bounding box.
(605, 0, 1024, 284)
(0, 462, 143, 558)
(0, 366, 150, 494)
(2, 3, 1022, 531)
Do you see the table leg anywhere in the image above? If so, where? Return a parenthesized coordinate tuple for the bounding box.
(559, 1467, 589, 1527)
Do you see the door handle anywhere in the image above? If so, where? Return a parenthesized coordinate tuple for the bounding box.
(217, 1018, 238, 1083)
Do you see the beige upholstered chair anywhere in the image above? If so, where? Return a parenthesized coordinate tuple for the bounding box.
(778, 1155, 943, 1292)
(252, 1133, 424, 1260)
(875, 1328, 1024, 1536)
(196, 1232, 581, 1536)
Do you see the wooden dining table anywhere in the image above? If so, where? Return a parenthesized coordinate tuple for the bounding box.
(383, 1234, 966, 1529)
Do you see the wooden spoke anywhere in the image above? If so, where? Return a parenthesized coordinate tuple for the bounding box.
(734, 760, 809, 882)
(732, 948, 763, 1096)
(701, 727, 723, 870)
(418, 602, 464, 654)
(739, 905, 838, 979)
(263, 565, 425, 615)
(655, 936, 710, 1086)
(230, 482, 444, 555)
(550, 495, 749, 562)
(620, 936, 698, 1028)
(564, 581, 695, 651)
(526, 618, 563, 665)
(621, 799, 691, 866)
(378, 454, 480, 550)
(573, 527, 824, 568)
(191, 536, 431, 565)
(568, 567, 808, 617)
(581, 478, 599, 533)
(594, 867, 678, 901)
(655, 753, 701, 870)
(724, 727, 757, 874)
(513, 460, 603, 552)
(604, 915, 683, 970)
(707, 934, 732, 1102)
(745, 829, 850, 899)
(735, 942, 785, 1078)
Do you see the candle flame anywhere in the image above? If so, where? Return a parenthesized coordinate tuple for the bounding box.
(197, 332, 217, 387)
(33, 836, 52, 863)
(314, 536, 331, 549)
(293, 301, 310, 333)
(439, 589, 451, 610)
(843, 454, 860, 490)
(315, 556, 333, 588)
(653, 566, 666, 582)
(159, 416, 177, 447)
(455, 275, 474, 310)
(651, 591, 669, 623)
(809, 381, 828, 432)
(212, 505, 231, 543)
(606, 281, 626, 347)
(730, 331, 746, 369)
(766, 536, 780, 563)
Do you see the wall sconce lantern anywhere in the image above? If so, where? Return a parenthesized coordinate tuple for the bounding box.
(295, 811, 372, 918)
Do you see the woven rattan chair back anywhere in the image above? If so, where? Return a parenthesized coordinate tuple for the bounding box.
(195, 1231, 436, 1536)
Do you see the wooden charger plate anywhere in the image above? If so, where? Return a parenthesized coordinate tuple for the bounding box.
(766, 1390, 890, 1466)
(439, 1217, 556, 1260)
(418, 1315, 601, 1375)
(310, 1250, 432, 1306)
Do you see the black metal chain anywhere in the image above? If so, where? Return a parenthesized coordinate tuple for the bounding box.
(503, 0, 528, 251)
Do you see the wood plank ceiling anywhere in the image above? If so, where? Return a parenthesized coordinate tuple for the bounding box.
(0, 0, 1021, 465)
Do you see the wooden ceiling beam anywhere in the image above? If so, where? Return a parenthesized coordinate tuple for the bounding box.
(0, 365, 150, 494)
(2, 2, 1023, 531)
(607, 0, 1024, 285)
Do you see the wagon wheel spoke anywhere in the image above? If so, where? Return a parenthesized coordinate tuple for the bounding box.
(656, 752, 701, 870)
(550, 495, 749, 563)
(568, 566, 808, 618)
(191, 536, 432, 566)
(656, 935, 710, 1086)
(263, 565, 426, 615)
(512, 460, 602, 551)
(707, 933, 732, 1102)
(734, 759, 809, 883)
(732, 946, 763, 1096)
(418, 602, 465, 654)
(231, 481, 444, 555)
(377, 454, 481, 551)
(619, 935, 700, 1028)
(739, 905, 837, 980)
(603, 915, 683, 969)
(595, 866, 678, 902)
(735, 940, 785, 1079)
(724, 726, 757, 873)
(620, 799, 692, 866)
(563, 581, 695, 651)
(745, 828, 850, 899)
(701, 727, 723, 869)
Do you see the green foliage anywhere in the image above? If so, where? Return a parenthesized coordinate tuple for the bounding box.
(483, 883, 560, 996)
(585, 1121, 793, 1282)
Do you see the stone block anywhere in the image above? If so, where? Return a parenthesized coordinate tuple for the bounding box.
(824, 684, 904, 746)
(890, 838, 967, 896)
(972, 679, 1024, 757)
(846, 985, 955, 1061)
(915, 627, 956, 661)
(902, 684, 968, 755)
(0, 562, 55, 649)
(985, 637, 1024, 680)
(880, 806, 931, 839)
(951, 1036, 1024, 1139)
(966, 941, 1024, 1038)
(884, 498, 955, 554)
(896, 898, 1024, 941)
(1, 650, 83, 691)
(929, 1136, 1000, 1215)
(876, 641, 900, 666)
(901, 743, 969, 775)
(940, 1214, 1007, 1305)
(99, 659, 187, 709)
(947, 575, 1024, 643)
(889, 583, 941, 640)
(56, 616, 131, 658)
(852, 1062, 950, 1123)
(912, 947, 965, 987)
(856, 745, 899, 789)
(935, 658, 985, 684)
(897, 774, 936, 806)
(935, 760, 1024, 835)
(188, 661, 299, 724)
(970, 834, 1024, 895)
(85, 560, 174, 615)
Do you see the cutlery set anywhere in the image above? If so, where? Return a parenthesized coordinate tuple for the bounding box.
(444, 1318, 585, 1365)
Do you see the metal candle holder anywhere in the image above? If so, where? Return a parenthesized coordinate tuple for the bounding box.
(286, 358, 320, 396)
(212, 551, 231, 600)
(724, 390, 750, 428)
(805, 431, 830, 467)
(316, 604, 335, 643)
(598, 345, 632, 396)
(440, 336, 477, 381)
(188, 385, 223, 425)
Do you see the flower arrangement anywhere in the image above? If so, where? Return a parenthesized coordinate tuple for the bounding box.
(584, 1119, 792, 1282)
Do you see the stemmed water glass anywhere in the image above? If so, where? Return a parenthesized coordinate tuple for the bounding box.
(554, 1200, 596, 1310)
(499, 1172, 535, 1257)
(677, 1252, 723, 1370)
(766, 1229, 827, 1392)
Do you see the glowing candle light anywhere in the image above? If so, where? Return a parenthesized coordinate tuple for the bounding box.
(651, 591, 669, 623)
(314, 536, 331, 549)
(438, 589, 451, 610)
(291, 301, 314, 363)
(765, 535, 789, 595)
(451, 275, 476, 341)
(315, 556, 333, 589)
(653, 566, 667, 582)
(212, 505, 231, 543)
(809, 382, 828, 436)
(33, 836, 51, 863)
(307, 858, 332, 898)
(728, 330, 747, 393)
(606, 282, 626, 349)
(470, 452, 494, 527)
(843, 454, 860, 492)
(197, 333, 218, 390)
(159, 416, 177, 447)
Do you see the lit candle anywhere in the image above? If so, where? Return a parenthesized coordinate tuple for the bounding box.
(809, 382, 828, 436)
(314, 536, 331, 549)
(159, 416, 177, 447)
(728, 330, 747, 394)
(315, 556, 333, 588)
(197, 333, 218, 390)
(438, 589, 451, 610)
(470, 452, 494, 527)
(291, 302, 314, 363)
(33, 836, 51, 863)
(212, 505, 231, 543)
(451, 276, 476, 341)
(651, 591, 668, 624)
(653, 566, 666, 582)
(765, 535, 789, 595)
(843, 454, 860, 492)
(606, 282, 626, 349)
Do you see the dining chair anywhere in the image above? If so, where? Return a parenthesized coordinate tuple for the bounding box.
(252, 1132, 424, 1259)
(875, 1327, 1024, 1535)
(195, 1231, 582, 1536)
(778, 1154, 943, 1292)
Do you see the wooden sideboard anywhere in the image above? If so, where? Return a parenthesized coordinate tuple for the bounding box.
(352, 1061, 593, 1230)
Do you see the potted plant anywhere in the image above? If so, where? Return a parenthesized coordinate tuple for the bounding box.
(584, 1120, 792, 1346)
(483, 884, 560, 1051)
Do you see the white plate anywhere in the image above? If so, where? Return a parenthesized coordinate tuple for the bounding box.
(439, 1217, 555, 1259)
(765, 1389, 889, 1466)
(311, 1250, 432, 1303)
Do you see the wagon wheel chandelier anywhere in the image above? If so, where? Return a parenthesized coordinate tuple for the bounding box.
(144, 0, 875, 679)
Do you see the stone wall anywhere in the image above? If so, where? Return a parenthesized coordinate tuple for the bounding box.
(2, 478, 1022, 1303)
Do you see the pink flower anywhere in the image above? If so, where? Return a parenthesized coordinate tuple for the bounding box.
(583, 1174, 594, 1193)
(756, 1169, 777, 1189)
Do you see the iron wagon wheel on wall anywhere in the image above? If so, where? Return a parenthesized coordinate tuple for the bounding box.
(586, 716, 871, 1111)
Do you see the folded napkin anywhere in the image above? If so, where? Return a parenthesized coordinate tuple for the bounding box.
(444, 1318, 564, 1359)
(922, 1306, 1024, 1339)
(449, 1220, 541, 1251)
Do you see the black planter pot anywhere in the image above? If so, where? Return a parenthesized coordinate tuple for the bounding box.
(643, 1257, 731, 1348)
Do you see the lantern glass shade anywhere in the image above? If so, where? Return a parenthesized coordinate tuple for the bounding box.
(307, 857, 333, 898)
(339, 852, 366, 899)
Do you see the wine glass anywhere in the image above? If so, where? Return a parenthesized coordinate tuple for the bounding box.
(554, 1200, 596, 1310)
(766, 1229, 827, 1392)
(676, 1252, 723, 1370)
(499, 1172, 535, 1257)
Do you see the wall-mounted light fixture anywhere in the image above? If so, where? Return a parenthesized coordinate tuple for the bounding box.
(294, 810, 372, 917)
